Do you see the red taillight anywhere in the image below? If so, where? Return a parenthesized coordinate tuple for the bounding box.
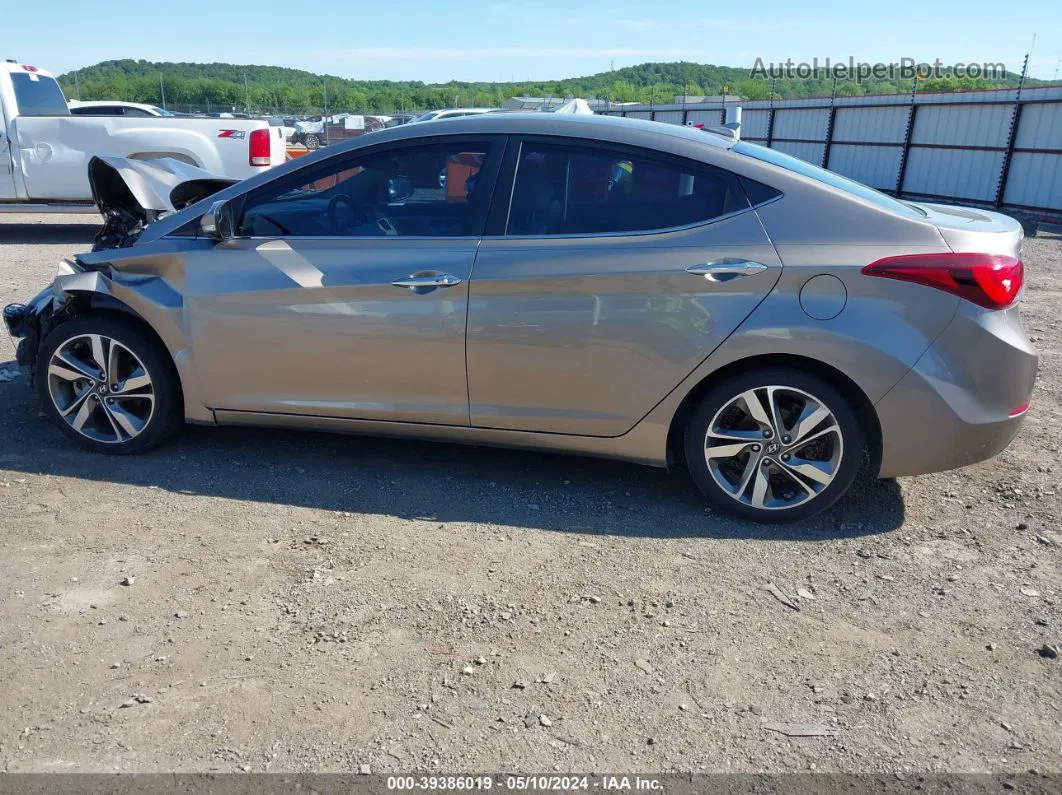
(862, 253, 1023, 310)
(1009, 402, 1030, 417)
(249, 128, 271, 167)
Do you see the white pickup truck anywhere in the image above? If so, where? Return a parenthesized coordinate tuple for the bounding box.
(0, 61, 286, 212)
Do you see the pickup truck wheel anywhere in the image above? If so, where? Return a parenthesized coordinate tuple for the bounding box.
(36, 316, 182, 454)
(303, 134, 321, 150)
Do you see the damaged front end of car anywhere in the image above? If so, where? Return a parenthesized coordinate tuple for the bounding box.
(3, 286, 55, 371)
(3, 259, 126, 380)
(2, 259, 91, 375)
(88, 155, 236, 251)
(4, 156, 236, 381)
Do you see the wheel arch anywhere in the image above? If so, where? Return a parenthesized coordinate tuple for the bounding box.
(39, 292, 189, 420)
(665, 353, 882, 473)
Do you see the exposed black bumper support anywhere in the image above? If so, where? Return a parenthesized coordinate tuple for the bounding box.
(4, 299, 48, 371)
(3, 303, 27, 338)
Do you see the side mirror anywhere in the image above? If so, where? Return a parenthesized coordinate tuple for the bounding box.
(388, 176, 414, 204)
(200, 200, 235, 240)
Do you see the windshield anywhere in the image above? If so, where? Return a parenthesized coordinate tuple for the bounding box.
(151, 106, 175, 116)
(10, 72, 70, 116)
(409, 111, 440, 123)
(733, 141, 925, 217)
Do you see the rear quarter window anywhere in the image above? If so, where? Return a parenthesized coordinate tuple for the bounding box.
(733, 141, 923, 217)
(10, 73, 70, 117)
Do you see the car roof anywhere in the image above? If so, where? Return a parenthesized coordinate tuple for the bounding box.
(359, 112, 735, 150)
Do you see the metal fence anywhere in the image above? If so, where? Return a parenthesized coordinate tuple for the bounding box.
(599, 85, 1062, 219)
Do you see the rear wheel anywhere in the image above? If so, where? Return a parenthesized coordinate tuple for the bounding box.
(684, 368, 863, 523)
(303, 134, 321, 150)
(36, 315, 182, 454)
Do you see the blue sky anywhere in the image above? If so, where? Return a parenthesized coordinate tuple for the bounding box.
(7, 0, 1061, 81)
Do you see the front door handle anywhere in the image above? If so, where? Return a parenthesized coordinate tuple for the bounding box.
(391, 272, 462, 291)
(686, 259, 768, 283)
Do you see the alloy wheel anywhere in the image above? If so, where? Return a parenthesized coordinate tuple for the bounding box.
(704, 385, 843, 511)
(46, 333, 155, 444)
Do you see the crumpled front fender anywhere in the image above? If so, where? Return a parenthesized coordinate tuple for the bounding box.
(31, 262, 214, 424)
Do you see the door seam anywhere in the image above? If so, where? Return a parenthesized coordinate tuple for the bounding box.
(464, 237, 483, 427)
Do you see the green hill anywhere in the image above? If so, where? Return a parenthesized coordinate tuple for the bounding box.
(57, 59, 1043, 115)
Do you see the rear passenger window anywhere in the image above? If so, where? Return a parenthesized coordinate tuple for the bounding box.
(507, 143, 747, 236)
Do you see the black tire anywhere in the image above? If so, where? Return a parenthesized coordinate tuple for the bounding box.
(36, 314, 183, 454)
(683, 367, 863, 523)
(303, 134, 321, 150)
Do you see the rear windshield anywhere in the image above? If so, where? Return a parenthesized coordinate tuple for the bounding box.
(10, 72, 70, 116)
(733, 141, 924, 217)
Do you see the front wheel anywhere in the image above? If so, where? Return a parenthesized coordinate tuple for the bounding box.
(684, 368, 863, 523)
(303, 134, 321, 149)
(36, 315, 183, 454)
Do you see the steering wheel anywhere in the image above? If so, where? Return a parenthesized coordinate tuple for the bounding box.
(327, 193, 372, 232)
(327, 193, 399, 235)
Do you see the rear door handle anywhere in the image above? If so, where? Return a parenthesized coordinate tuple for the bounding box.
(686, 259, 768, 282)
(391, 272, 462, 290)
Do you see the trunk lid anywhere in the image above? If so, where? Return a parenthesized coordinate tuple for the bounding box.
(910, 201, 1024, 259)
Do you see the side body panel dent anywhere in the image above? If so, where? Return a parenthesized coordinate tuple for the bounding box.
(54, 250, 214, 423)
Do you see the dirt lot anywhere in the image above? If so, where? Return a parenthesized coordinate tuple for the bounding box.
(0, 214, 1059, 775)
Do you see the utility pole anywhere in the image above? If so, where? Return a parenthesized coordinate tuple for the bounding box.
(244, 72, 250, 113)
(73, 70, 81, 100)
(159, 72, 166, 109)
(323, 77, 328, 117)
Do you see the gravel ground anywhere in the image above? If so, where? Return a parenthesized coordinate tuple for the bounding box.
(0, 213, 1059, 774)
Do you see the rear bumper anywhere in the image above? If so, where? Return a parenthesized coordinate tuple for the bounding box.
(875, 304, 1037, 478)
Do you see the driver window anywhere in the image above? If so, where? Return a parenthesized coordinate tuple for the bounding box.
(237, 141, 491, 238)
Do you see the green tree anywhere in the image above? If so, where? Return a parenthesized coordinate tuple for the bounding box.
(56, 58, 1039, 114)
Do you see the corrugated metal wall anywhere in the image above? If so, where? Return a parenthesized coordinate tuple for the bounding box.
(832, 106, 908, 143)
(774, 141, 826, 165)
(598, 85, 1062, 215)
(1004, 154, 1062, 209)
(685, 108, 724, 126)
(739, 108, 770, 140)
(828, 145, 903, 189)
(652, 110, 684, 125)
(903, 149, 1005, 202)
(771, 108, 830, 141)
